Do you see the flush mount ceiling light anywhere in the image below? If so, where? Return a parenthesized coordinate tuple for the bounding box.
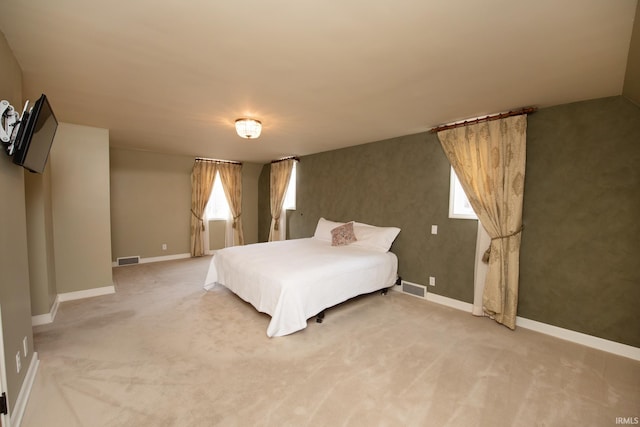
(235, 118, 262, 139)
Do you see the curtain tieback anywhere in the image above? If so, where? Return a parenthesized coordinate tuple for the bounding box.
(482, 226, 524, 263)
(273, 216, 280, 231)
(191, 209, 205, 231)
(232, 213, 241, 229)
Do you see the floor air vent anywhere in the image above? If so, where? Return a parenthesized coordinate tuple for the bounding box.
(116, 256, 140, 266)
(401, 281, 427, 299)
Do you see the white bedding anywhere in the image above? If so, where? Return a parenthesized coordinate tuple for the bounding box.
(203, 238, 398, 337)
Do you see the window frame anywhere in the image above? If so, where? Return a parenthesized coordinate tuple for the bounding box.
(448, 166, 478, 220)
(204, 171, 231, 221)
(282, 161, 297, 211)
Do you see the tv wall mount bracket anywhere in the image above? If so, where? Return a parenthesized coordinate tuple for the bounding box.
(1, 99, 27, 156)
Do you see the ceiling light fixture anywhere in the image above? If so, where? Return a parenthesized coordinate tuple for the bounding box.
(235, 118, 262, 139)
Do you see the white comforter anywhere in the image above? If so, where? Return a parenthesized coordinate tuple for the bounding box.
(203, 238, 398, 337)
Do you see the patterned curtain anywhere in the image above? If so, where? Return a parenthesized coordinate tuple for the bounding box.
(218, 162, 245, 246)
(268, 158, 295, 242)
(437, 115, 527, 329)
(190, 160, 217, 256)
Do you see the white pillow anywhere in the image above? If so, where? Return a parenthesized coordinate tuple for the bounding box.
(313, 217, 345, 242)
(351, 222, 401, 252)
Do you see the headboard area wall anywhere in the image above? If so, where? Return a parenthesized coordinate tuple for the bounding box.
(259, 130, 479, 305)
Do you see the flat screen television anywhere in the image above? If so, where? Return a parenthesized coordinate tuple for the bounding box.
(12, 94, 58, 174)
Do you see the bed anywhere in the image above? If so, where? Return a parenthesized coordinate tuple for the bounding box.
(203, 218, 400, 337)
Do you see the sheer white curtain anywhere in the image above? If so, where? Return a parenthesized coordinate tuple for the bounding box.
(438, 115, 527, 329)
(268, 159, 295, 242)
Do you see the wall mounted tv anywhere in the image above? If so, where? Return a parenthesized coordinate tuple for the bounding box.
(12, 94, 58, 174)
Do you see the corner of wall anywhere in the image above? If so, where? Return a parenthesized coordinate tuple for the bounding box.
(622, 1, 640, 105)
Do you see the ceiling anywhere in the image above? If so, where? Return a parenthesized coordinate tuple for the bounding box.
(0, 0, 637, 163)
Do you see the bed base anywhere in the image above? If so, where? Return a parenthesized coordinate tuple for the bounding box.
(315, 282, 396, 323)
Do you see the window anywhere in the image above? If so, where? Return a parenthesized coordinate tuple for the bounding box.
(204, 172, 230, 220)
(449, 167, 478, 220)
(282, 161, 297, 210)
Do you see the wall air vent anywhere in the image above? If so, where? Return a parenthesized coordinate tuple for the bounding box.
(116, 256, 140, 266)
(401, 280, 427, 299)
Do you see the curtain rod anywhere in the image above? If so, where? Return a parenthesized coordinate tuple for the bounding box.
(271, 156, 300, 164)
(429, 107, 537, 134)
(195, 157, 242, 165)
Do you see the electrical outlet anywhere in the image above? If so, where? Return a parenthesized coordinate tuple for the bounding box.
(162, 243, 167, 251)
(16, 351, 21, 373)
(431, 225, 438, 235)
(23, 336, 28, 356)
(428, 276, 436, 286)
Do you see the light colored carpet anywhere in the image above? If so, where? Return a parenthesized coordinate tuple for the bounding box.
(22, 256, 639, 427)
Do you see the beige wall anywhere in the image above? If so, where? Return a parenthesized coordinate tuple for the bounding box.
(208, 220, 227, 251)
(0, 30, 36, 417)
(110, 148, 193, 259)
(110, 147, 262, 260)
(25, 165, 57, 315)
(623, 1, 640, 105)
(50, 124, 113, 293)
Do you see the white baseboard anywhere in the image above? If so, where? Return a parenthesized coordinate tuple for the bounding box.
(140, 253, 191, 264)
(112, 253, 191, 267)
(426, 292, 474, 312)
(394, 284, 475, 311)
(57, 285, 115, 302)
(405, 289, 640, 362)
(31, 285, 116, 326)
(11, 352, 39, 427)
(33, 286, 115, 326)
(515, 317, 640, 362)
(31, 296, 60, 326)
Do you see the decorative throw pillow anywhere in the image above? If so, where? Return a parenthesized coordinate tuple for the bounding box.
(331, 222, 357, 246)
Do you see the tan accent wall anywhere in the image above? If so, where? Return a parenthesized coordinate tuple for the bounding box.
(110, 147, 262, 260)
(240, 162, 263, 245)
(50, 123, 113, 293)
(519, 96, 640, 347)
(259, 134, 478, 303)
(623, 1, 640, 105)
(260, 96, 640, 348)
(0, 30, 35, 414)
